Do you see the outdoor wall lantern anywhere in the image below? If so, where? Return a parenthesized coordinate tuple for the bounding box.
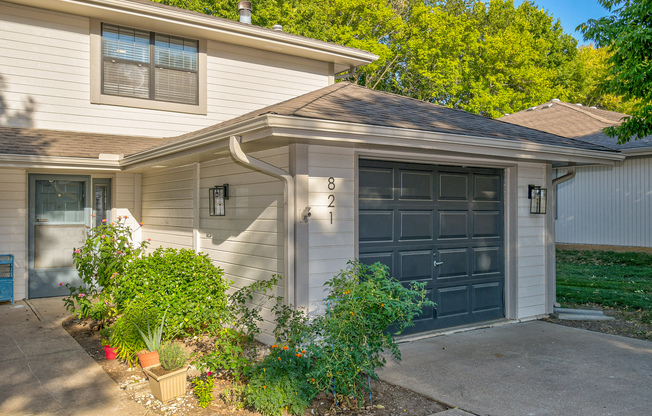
(209, 184, 229, 216)
(528, 185, 547, 214)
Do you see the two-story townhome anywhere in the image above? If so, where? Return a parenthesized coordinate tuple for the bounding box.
(0, 0, 623, 338)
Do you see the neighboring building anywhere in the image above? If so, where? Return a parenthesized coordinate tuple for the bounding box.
(0, 0, 622, 338)
(500, 100, 652, 249)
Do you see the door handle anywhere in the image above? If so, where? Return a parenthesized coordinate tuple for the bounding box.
(434, 261, 444, 267)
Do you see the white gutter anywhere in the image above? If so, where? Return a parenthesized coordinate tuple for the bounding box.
(552, 167, 576, 186)
(0, 154, 121, 170)
(228, 136, 296, 307)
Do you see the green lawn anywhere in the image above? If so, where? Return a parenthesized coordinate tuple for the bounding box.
(556, 250, 652, 324)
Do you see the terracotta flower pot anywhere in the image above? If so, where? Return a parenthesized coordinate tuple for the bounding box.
(104, 345, 118, 360)
(137, 350, 160, 368)
(143, 364, 188, 403)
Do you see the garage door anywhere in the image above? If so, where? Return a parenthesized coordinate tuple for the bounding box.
(358, 160, 504, 333)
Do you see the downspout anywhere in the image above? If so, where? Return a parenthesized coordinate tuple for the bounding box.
(552, 167, 576, 187)
(229, 136, 296, 306)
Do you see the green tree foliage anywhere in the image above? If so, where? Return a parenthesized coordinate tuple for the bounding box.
(578, 0, 652, 143)
(153, 0, 631, 119)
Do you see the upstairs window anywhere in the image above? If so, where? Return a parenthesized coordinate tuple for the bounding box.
(101, 24, 199, 105)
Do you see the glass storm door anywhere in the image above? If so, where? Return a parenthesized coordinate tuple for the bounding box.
(29, 175, 91, 298)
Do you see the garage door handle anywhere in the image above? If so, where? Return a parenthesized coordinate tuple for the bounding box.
(434, 261, 444, 267)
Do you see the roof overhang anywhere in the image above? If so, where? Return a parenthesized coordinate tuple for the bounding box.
(0, 154, 121, 170)
(5, 0, 377, 73)
(122, 114, 625, 171)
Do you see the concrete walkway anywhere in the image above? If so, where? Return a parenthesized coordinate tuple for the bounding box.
(379, 321, 652, 416)
(0, 298, 148, 416)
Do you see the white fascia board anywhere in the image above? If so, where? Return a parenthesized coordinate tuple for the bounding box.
(263, 115, 625, 165)
(12, 0, 377, 72)
(621, 148, 652, 157)
(0, 154, 121, 170)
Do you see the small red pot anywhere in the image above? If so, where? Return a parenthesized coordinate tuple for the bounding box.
(104, 345, 118, 360)
(137, 350, 160, 368)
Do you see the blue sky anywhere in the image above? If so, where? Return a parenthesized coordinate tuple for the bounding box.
(515, 0, 610, 44)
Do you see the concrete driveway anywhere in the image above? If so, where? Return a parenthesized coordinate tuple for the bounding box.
(379, 321, 652, 416)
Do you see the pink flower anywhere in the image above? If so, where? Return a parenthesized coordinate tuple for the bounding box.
(102, 219, 107, 222)
(117, 216, 122, 219)
(207, 371, 212, 376)
(147, 238, 151, 241)
(124, 216, 128, 219)
(101, 235, 106, 238)
(78, 293, 85, 298)
(139, 222, 144, 226)
(58, 283, 63, 286)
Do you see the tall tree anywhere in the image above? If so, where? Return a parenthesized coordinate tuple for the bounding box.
(578, 0, 652, 143)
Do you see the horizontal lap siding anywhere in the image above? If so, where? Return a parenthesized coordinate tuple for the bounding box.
(0, 2, 329, 137)
(517, 163, 547, 318)
(114, 173, 142, 243)
(308, 146, 356, 310)
(141, 165, 195, 250)
(0, 168, 27, 300)
(556, 157, 652, 247)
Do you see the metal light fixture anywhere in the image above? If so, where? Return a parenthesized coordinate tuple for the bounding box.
(209, 184, 229, 216)
(528, 185, 547, 214)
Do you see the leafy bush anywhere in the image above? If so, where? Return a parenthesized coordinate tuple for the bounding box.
(193, 374, 215, 408)
(194, 328, 250, 381)
(111, 298, 161, 366)
(63, 216, 147, 325)
(307, 260, 432, 401)
(159, 342, 187, 371)
(114, 247, 229, 337)
(245, 346, 317, 416)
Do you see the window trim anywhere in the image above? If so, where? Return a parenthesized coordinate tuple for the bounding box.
(90, 19, 207, 115)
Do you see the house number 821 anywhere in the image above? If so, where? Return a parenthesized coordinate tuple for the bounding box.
(328, 177, 335, 224)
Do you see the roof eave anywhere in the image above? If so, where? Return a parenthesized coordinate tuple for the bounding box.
(0, 154, 122, 170)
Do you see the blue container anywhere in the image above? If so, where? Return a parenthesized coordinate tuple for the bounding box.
(0, 254, 14, 304)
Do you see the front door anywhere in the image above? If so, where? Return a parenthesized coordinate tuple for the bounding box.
(29, 175, 91, 298)
(358, 160, 505, 333)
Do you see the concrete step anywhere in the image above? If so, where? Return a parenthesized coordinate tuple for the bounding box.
(552, 308, 615, 321)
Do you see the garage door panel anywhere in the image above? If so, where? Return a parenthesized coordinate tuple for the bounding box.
(360, 211, 393, 242)
(359, 167, 394, 199)
(436, 286, 469, 317)
(359, 160, 504, 333)
(399, 170, 433, 200)
(439, 173, 469, 201)
(437, 248, 469, 279)
(439, 211, 468, 239)
(400, 211, 433, 240)
(473, 211, 501, 238)
(412, 289, 435, 322)
(399, 250, 433, 282)
(473, 247, 501, 275)
(474, 174, 501, 201)
(472, 281, 503, 312)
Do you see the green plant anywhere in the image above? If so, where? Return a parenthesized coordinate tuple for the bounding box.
(63, 216, 147, 327)
(221, 382, 246, 411)
(307, 260, 433, 402)
(114, 247, 229, 337)
(159, 342, 187, 371)
(134, 310, 167, 352)
(193, 328, 250, 381)
(110, 298, 160, 366)
(245, 346, 317, 416)
(99, 326, 113, 347)
(193, 374, 214, 408)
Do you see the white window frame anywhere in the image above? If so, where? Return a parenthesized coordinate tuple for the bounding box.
(90, 19, 207, 115)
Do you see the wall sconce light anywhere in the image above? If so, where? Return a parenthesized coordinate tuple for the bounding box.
(209, 184, 229, 216)
(528, 185, 547, 214)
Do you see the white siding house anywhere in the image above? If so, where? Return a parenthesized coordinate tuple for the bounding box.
(0, 0, 623, 337)
(501, 100, 652, 249)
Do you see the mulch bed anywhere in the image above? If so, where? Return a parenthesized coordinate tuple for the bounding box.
(62, 316, 448, 416)
(541, 306, 652, 341)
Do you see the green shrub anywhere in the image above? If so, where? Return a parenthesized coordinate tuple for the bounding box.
(159, 342, 188, 371)
(111, 298, 161, 366)
(307, 260, 432, 401)
(114, 247, 229, 337)
(194, 328, 250, 381)
(245, 346, 317, 416)
(63, 216, 148, 326)
(193, 375, 215, 408)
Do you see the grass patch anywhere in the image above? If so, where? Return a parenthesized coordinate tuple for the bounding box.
(556, 249, 652, 324)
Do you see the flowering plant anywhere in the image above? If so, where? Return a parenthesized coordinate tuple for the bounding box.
(63, 216, 148, 326)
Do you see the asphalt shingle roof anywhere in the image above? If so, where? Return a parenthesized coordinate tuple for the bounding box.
(499, 100, 652, 151)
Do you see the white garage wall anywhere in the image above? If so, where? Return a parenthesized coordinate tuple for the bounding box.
(516, 162, 547, 318)
(0, 168, 27, 301)
(307, 145, 356, 310)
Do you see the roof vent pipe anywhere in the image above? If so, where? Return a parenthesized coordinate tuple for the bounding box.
(273, 24, 283, 31)
(238, 1, 252, 24)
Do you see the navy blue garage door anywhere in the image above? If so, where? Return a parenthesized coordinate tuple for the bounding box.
(358, 160, 505, 333)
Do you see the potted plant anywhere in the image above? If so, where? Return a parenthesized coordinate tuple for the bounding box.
(134, 311, 166, 368)
(144, 342, 189, 403)
(99, 327, 118, 360)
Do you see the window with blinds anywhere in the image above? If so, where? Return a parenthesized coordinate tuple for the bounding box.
(101, 24, 199, 105)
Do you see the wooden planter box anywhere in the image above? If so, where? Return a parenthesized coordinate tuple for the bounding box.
(143, 364, 188, 403)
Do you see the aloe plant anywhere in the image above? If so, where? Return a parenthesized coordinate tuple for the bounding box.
(134, 310, 167, 352)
